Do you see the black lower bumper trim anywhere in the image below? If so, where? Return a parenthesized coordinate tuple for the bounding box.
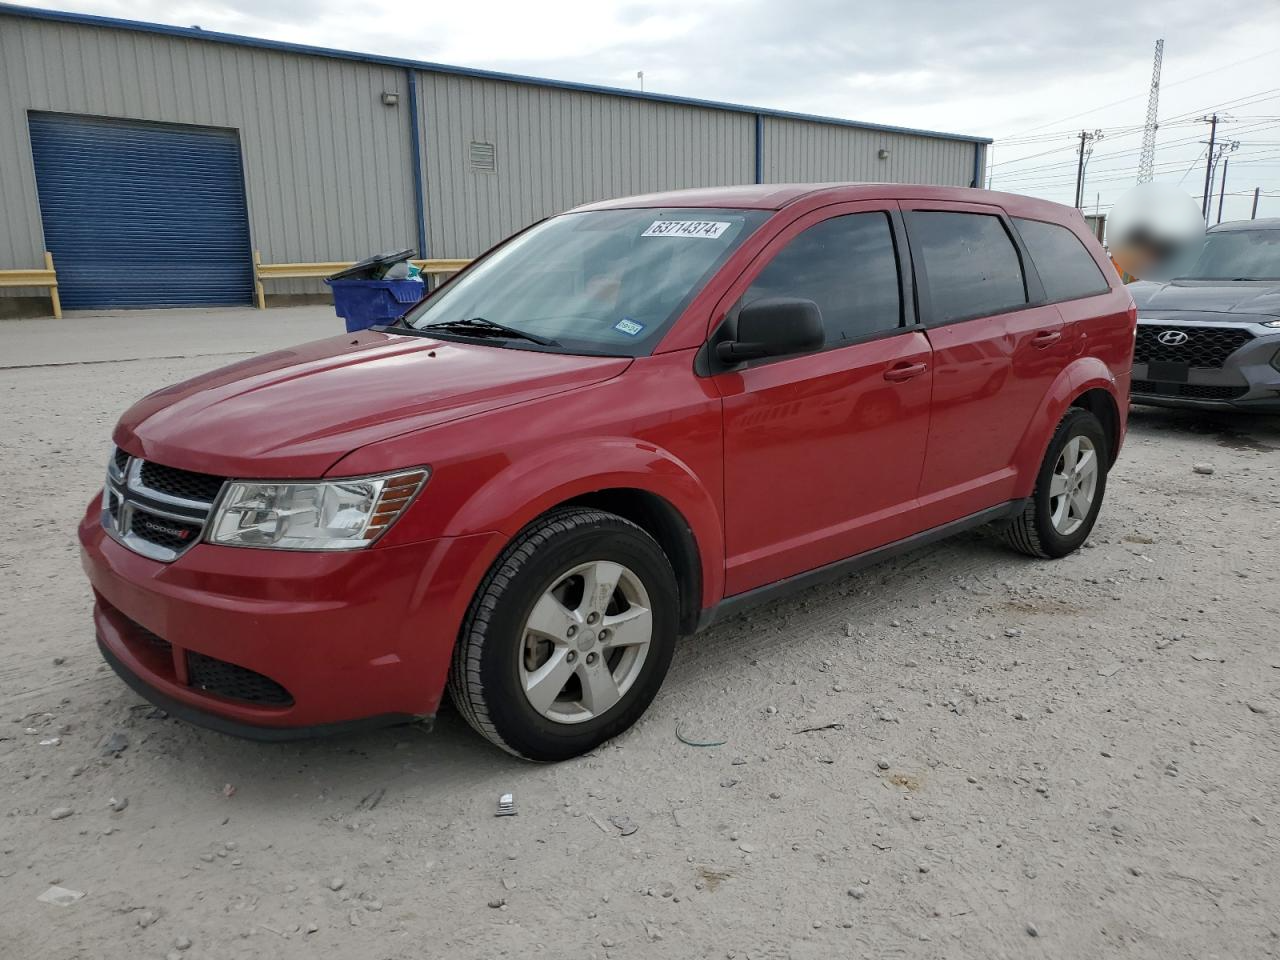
(97, 637, 419, 742)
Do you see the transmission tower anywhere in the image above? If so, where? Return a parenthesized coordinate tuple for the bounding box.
(1137, 39, 1164, 183)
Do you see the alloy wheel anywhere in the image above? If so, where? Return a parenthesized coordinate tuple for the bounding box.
(518, 560, 653, 724)
(1048, 435, 1098, 536)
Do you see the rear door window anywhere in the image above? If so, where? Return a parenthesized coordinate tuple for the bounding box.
(1013, 217, 1110, 301)
(908, 211, 1027, 323)
(742, 212, 902, 347)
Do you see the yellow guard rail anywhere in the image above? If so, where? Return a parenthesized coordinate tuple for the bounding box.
(0, 252, 62, 318)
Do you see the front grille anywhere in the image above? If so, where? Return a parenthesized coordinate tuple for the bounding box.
(1135, 325, 1253, 368)
(102, 448, 224, 562)
(188, 651, 294, 706)
(1132, 379, 1249, 401)
(139, 461, 225, 503)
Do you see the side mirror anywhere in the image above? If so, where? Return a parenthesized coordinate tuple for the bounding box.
(716, 297, 825, 364)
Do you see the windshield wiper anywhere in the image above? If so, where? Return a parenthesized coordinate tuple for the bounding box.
(421, 316, 557, 346)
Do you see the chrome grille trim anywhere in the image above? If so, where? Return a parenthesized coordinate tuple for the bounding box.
(102, 448, 225, 562)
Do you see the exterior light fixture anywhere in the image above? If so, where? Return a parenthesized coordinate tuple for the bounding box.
(878, 148, 890, 160)
(381, 92, 400, 107)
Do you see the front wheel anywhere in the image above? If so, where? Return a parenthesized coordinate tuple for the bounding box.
(448, 507, 679, 761)
(1002, 408, 1109, 559)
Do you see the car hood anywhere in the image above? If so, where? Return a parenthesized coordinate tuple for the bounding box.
(1128, 280, 1280, 320)
(115, 330, 631, 478)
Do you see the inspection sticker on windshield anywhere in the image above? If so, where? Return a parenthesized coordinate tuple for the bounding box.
(614, 317, 645, 336)
(642, 220, 732, 239)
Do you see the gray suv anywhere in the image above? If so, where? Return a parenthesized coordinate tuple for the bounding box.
(1129, 218, 1280, 412)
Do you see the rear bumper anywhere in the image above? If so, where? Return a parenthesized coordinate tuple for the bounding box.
(79, 497, 503, 736)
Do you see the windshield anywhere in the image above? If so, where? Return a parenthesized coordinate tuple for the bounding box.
(1179, 229, 1280, 280)
(405, 208, 769, 355)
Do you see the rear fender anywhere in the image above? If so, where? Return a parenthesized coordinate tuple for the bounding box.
(442, 437, 725, 608)
(1010, 357, 1122, 498)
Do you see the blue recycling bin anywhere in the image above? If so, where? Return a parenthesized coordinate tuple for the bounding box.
(325, 278, 425, 333)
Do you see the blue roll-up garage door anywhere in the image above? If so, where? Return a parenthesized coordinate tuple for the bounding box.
(28, 112, 253, 309)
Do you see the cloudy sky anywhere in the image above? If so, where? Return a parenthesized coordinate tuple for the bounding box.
(39, 0, 1280, 221)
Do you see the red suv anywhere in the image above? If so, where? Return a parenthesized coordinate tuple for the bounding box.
(80, 184, 1135, 761)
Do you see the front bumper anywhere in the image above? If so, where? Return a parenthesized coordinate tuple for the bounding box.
(79, 496, 503, 737)
(1132, 320, 1280, 412)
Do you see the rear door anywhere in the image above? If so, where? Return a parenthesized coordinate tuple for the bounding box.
(713, 202, 934, 596)
(901, 202, 1071, 528)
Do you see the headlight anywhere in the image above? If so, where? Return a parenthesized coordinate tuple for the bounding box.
(1264, 319, 1280, 329)
(207, 469, 428, 550)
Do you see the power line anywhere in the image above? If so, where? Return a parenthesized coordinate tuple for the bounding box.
(999, 88, 1280, 146)
(995, 46, 1280, 140)
(988, 119, 1280, 180)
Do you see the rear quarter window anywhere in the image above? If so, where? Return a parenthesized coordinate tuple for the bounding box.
(1013, 217, 1111, 302)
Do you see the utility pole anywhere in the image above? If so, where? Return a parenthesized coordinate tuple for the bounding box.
(1137, 39, 1164, 183)
(1252, 187, 1261, 219)
(1074, 129, 1103, 209)
(1200, 114, 1218, 218)
(1218, 158, 1228, 225)
(1206, 139, 1240, 222)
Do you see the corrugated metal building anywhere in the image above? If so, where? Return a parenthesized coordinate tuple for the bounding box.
(0, 3, 990, 314)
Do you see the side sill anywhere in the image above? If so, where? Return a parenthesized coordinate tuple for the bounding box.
(694, 500, 1027, 632)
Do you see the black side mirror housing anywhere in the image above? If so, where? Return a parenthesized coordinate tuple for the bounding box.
(716, 297, 826, 363)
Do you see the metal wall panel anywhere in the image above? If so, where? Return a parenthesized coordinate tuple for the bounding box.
(416, 73, 755, 258)
(0, 15, 417, 298)
(762, 117, 976, 187)
(1, 11, 987, 306)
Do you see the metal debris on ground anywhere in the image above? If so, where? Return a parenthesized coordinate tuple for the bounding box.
(37, 886, 85, 906)
(675, 722, 726, 747)
(794, 722, 846, 734)
(357, 787, 385, 811)
(608, 815, 639, 837)
(496, 793, 516, 816)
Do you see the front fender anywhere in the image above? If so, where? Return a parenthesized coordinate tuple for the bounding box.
(1010, 357, 1124, 498)
(442, 437, 726, 609)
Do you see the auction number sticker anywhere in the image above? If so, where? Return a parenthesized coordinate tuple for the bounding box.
(642, 220, 732, 239)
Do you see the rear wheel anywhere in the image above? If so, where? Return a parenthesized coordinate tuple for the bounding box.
(448, 507, 679, 761)
(1002, 408, 1109, 559)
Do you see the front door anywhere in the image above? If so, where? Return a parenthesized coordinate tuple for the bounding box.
(713, 203, 934, 596)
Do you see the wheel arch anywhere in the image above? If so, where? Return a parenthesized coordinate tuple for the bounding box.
(441, 437, 724, 627)
(556, 488, 703, 635)
(1069, 386, 1122, 466)
(1011, 358, 1126, 498)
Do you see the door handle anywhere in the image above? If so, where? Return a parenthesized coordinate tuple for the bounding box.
(1032, 329, 1063, 348)
(883, 361, 928, 382)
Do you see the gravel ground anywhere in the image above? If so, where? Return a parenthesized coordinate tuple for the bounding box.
(2, 310, 1278, 960)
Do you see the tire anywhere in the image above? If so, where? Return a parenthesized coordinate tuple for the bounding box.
(1002, 408, 1109, 559)
(447, 507, 679, 761)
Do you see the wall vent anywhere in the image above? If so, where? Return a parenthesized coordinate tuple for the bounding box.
(469, 141, 496, 172)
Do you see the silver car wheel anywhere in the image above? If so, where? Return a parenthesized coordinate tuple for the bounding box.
(518, 560, 653, 725)
(1048, 435, 1098, 536)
